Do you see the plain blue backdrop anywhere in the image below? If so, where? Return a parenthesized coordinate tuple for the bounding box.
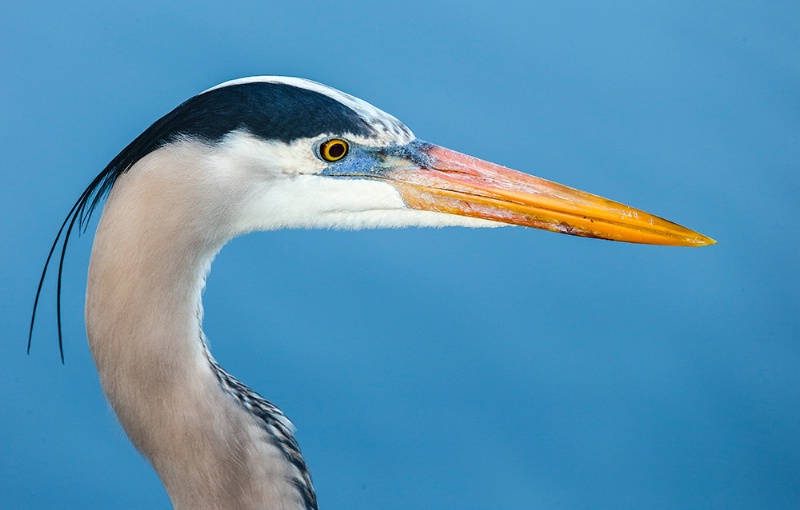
(1, 1, 798, 509)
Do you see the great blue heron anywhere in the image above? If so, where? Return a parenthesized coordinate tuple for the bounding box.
(29, 76, 714, 509)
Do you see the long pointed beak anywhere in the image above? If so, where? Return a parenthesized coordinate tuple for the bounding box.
(385, 143, 714, 246)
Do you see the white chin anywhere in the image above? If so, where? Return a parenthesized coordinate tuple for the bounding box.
(311, 209, 503, 230)
(237, 175, 504, 232)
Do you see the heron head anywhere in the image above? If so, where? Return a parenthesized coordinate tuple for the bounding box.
(190, 77, 710, 246)
(89, 76, 715, 246)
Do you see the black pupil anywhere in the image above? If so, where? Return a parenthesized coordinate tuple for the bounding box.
(327, 142, 345, 159)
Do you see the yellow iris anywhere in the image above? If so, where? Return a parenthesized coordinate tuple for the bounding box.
(319, 138, 349, 162)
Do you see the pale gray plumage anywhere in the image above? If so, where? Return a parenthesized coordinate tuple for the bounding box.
(86, 142, 319, 509)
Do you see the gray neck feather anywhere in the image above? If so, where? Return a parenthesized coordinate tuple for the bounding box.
(84, 146, 317, 510)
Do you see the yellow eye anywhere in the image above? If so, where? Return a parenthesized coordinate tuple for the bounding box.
(319, 138, 349, 162)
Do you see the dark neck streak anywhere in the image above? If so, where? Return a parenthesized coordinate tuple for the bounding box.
(205, 350, 318, 510)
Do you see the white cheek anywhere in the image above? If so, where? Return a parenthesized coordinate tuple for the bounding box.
(215, 132, 327, 178)
(236, 176, 405, 231)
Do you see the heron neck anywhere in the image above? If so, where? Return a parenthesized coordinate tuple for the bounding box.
(85, 147, 312, 510)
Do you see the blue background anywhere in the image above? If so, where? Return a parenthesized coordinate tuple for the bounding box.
(2, 1, 798, 509)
